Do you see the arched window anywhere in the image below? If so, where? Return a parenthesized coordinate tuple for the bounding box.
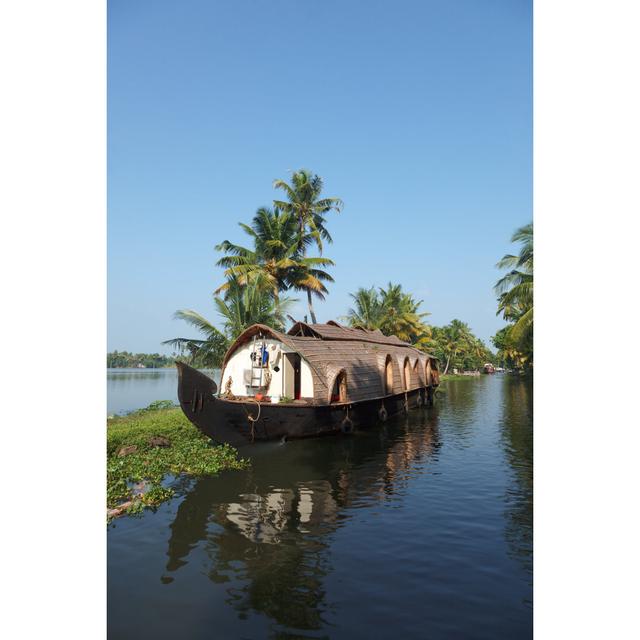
(330, 370, 347, 403)
(425, 359, 433, 386)
(413, 359, 421, 387)
(403, 357, 411, 391)
(384, 355, 394, 395)
(431, 360, 440, 385)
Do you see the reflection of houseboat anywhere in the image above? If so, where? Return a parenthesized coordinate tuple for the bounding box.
(163, 415, 441, 630)
(483, 363, 496, 374)
(177, 321, 440, 445)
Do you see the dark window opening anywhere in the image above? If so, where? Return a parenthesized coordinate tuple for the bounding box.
(403, 358, 411, 390)
(384, 356, 393, 395)
(331, 371, 347, 403)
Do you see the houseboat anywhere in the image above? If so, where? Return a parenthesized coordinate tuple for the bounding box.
(177, 320, 440, 446)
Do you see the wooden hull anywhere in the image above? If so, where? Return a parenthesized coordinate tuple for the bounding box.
(177, 362, 437, 446)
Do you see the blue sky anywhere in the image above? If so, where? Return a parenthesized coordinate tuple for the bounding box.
(108, 0, 532, 354)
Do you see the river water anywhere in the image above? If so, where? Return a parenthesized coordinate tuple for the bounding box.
(107, 374, 532, 639)
(107, 368, 219, 415)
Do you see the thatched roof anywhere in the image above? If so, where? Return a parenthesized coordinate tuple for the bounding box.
(222, 321, 438, 405)
(287, 320, 410, 347)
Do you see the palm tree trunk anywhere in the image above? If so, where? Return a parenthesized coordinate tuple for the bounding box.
(443, 354, 451, 376)
(306, 289, 317, 324)
(297, 221, 318, 323)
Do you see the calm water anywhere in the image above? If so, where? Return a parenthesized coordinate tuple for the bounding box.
(107, 375, 532, 639)
(107, 368, 219, 415)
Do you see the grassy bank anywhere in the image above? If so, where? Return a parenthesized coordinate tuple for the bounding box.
(107, 401, 247, 519)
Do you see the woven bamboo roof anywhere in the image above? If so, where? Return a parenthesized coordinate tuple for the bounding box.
(222, 322, 438, 404)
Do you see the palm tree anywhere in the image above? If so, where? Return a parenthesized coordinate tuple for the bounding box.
(214, 277, 296, 337)
(378, 283, 431, 345)
(344, 283, 432, 346)
(273, 169, 343, 322)
(495, 222, 533, 358)
(434, 319, 473, 375)
(492, 326, 528, 369)
(466, 337, 492, 370)
(286, 259, 335, 318)
(215, 207, 334, 314)
(345, 287, 385, 330)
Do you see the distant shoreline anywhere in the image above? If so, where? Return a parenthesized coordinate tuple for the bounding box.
(107, 365, 175, 369)
(107, 351, 176, 369)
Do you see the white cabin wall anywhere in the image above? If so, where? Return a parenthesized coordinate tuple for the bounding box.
(220, 338, 314, 400)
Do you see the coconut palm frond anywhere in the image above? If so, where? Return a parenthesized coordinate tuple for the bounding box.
(171, 310, 224, 339)
(509, 307, 533, 343)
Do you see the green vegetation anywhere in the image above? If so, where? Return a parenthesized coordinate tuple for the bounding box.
(163, 310, 230, 369)
(107, 401, 247, 519)
(107, 351, 175, 368)
(492, 223, 533, 369)
(344, 286, 493, 371)
(430, 320, 494, 374)
(344, 283, 432, 347)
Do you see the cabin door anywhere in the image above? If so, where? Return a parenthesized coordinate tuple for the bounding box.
(283, 353, 301, 400)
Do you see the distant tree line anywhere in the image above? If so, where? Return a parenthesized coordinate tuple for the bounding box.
(107, 351, 175, 368)
(344, 285, 494, 374)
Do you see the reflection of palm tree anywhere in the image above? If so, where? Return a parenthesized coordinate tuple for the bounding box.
(499, 376, 533, 575)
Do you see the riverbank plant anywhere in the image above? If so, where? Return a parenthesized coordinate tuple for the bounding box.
(107, 401, 247, 520)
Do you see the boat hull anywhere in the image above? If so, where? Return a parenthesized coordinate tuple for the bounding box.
(177, 362, 437, 446)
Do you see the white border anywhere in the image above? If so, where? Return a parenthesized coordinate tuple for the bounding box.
(0, 1, 106, 638)
(536, 1, 640, 637)
(2, 0, 640, 637)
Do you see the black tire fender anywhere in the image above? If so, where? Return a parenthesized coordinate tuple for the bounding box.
(341, 416, 354, 433)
